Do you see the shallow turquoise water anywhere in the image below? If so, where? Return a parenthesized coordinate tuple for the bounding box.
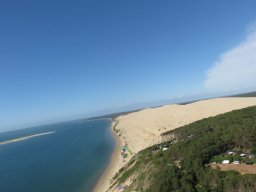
(0, 119, 115, 192)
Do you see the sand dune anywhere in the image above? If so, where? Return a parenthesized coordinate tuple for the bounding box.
(95, 97, 256, 192)
(116, 97, 256, 154)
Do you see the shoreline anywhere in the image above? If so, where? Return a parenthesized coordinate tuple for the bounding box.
(92, 97, 256, 191)
(93, 120, 123, 192)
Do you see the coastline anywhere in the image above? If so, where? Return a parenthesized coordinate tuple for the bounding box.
(92, 97, 256, 191)
(93, 120, 123, 192)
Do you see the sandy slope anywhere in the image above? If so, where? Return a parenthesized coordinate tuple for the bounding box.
(94, 97, 256, 192)
(115, 97, 256, 154)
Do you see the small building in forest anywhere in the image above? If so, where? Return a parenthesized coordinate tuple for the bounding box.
(222, 160, 230, 164)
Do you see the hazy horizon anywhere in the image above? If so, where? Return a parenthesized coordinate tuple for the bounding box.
(2, 90, 256, 133)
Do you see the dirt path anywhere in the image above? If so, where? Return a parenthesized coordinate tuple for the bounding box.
(211, 164, 256, 174)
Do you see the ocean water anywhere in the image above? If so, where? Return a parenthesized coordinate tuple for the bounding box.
(0, 119, 115, 192)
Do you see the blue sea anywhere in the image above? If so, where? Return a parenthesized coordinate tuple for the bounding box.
(0, 119, 115, 192)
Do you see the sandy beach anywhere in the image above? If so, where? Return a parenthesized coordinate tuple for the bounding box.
(93, 121, 124, 192)
(94, 97, 256, 192)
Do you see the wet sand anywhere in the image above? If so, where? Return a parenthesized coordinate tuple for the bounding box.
(93, 121, 123, 192)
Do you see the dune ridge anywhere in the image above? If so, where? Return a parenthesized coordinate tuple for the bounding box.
(94, 97, 256, 192)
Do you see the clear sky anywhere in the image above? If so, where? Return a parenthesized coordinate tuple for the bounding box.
(1, 0, 256, 131)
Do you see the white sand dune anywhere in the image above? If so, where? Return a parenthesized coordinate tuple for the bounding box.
(94, 97, 256, 192)
(115, 97, 256, 154)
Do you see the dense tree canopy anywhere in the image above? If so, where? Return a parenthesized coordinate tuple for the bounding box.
(114, 106, 256, 192)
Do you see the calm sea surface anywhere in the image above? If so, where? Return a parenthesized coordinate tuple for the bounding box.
(0, 119, 115, 192)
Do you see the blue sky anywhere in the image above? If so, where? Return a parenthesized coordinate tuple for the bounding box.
(1, 0, 256, 131)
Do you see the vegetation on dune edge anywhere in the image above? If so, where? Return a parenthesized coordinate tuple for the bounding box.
(110, 105, 256, 192)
